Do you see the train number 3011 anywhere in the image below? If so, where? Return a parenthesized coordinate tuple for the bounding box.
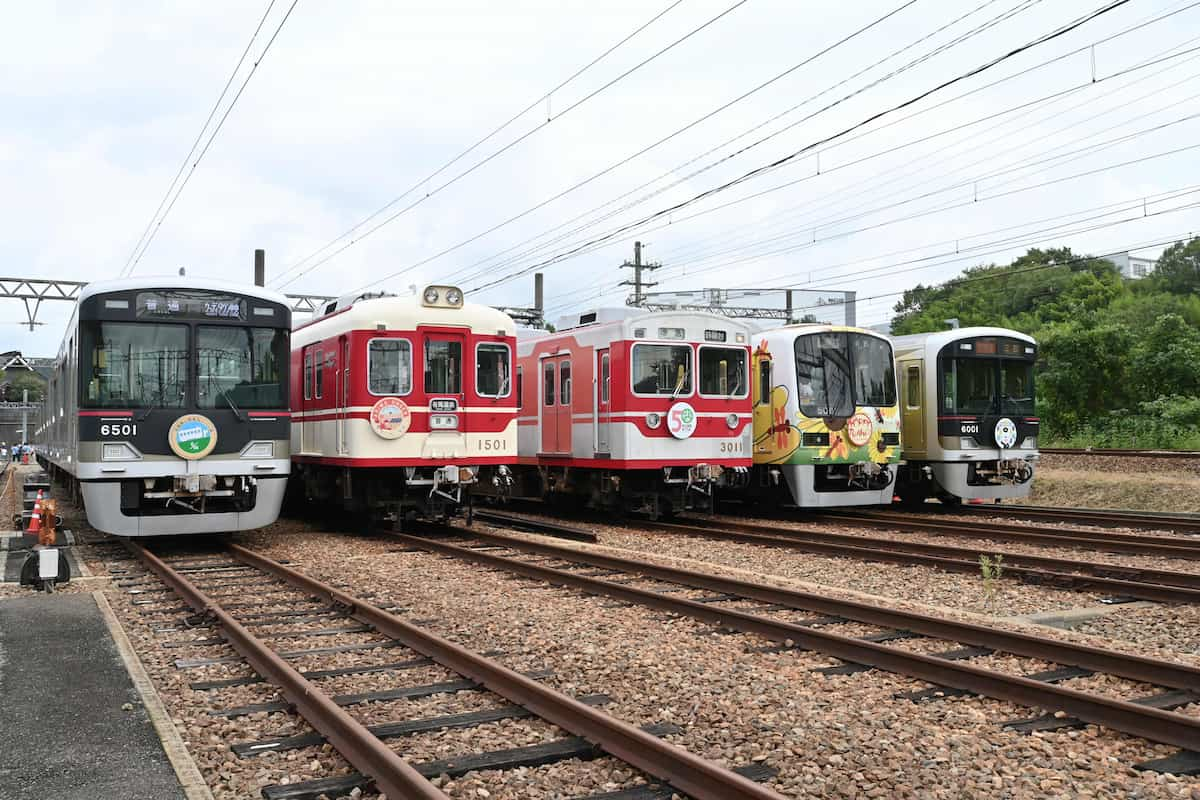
(100, 424, 138, 436)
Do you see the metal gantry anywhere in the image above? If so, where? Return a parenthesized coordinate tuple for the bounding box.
(0, 276, 333, 329)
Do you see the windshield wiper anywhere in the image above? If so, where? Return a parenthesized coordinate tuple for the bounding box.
(670, 369, 689, 400)
(221, 390, 246, 422)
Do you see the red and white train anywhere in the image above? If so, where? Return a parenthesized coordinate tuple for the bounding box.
(289, 285, 518, 525)
(477, 308, 755, 516)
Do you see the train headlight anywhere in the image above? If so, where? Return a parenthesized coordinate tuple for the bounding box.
(445, 288, 463, 306)
(102, 442, 142, 461)
(240, 441, 274, 459)
(423, 286, 440, 304)
(646, 412, 662, 429)
(726, 413, 739, 429)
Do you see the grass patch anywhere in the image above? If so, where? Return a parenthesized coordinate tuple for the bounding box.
(1028, 468, 1200, 513)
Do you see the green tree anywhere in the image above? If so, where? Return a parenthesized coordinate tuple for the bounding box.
(1129, 313, 1200, 399)
(2, 371, 45, 402)
(1150, 237, 1200, 295)
(1030, 322, 1134, 431)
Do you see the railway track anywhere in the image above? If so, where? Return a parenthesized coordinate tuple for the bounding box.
(410, 522, 1200, 772)
(118, 540, 784, 800)
(810, 509, 1200, 557)
(945, 504, 1200, 535)
(638, 515, 1200, 604)
(1040, 447, 1200, 460)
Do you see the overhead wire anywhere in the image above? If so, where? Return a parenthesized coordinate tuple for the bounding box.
(463, 0, 1137, 295)
(271, 0, 760, 289)
(278, 0, 924, 291)
(469, 0, 1199, 297)
(266, 0, 688, 288)
(117, 0, 278, 278)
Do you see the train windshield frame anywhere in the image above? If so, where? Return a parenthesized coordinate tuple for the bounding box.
(793, 332, 896, 418)
(938, 338, 1036, 417)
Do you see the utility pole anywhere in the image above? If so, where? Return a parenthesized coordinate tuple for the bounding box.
(619, 241, 661, 307)
(254, 249, 266, 287)
(21, 388, 27, 445)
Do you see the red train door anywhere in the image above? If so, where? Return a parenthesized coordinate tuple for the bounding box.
(558, 357, 572, 455)
(423, 330, 467, 432)
(539, 355, 571, 454)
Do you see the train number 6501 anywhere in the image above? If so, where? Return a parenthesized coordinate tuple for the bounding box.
(100, 423, 138, 436)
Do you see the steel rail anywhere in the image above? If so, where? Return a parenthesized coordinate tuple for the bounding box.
(426, 526, 1200, 689)
(951, 504, 1200, 534)
(127, 543, 451, 800)
(641, 519, 1200, 604)
(398, 529, 1200, 751)
(1041, 447, 1200, 459)
(818, 510, 1200, 558)
(226, 543, 784, 800)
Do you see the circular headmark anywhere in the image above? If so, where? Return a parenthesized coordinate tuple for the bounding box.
(994, 417, 1019, 448)
(846, 412, 874, 447)
(667, 401, 697, 439)
(169, 414, 218, 460)
(370, 397, 412, 439)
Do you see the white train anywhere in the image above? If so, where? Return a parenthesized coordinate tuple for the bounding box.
(36, 277, 292, 536)
(891, 326, 1039, 505)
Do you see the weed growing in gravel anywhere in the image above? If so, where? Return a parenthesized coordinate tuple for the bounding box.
(979, 554, 1005, 611)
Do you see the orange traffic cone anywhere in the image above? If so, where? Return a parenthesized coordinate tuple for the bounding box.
(26, 489, 43, 537)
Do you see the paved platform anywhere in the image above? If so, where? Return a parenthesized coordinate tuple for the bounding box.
(0, 593, 189, 799)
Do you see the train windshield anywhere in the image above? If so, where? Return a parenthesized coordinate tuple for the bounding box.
(631, 344, 692, 395)
(941, 358, 1034, 416)
(425, 339, 462, 394)
(476, 343, 511, 398)
(81, 322, 188, 408)
(197, 326, 288, 409)
(699, 346, 747, 397)
(794, 333, 895, 418)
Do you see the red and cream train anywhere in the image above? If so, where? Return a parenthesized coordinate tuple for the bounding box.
(288, 285, 517, 524)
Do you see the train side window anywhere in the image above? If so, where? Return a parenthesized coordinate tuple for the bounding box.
(303, 350, 312, 399)
(543, 361, 555, 406)
(516, 366, 523, 408)
(315, 348, 324, 399)
(560, 361, 571, 405)
(758, 361, 771, 405)
(906, 366, 921, 409)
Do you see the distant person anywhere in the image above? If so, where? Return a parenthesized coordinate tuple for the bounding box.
(9, 444, 17, 462)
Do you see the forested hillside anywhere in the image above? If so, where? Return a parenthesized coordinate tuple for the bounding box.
(890, 238, 1200, 448)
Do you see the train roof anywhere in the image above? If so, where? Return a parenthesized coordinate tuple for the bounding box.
(77, 275, 290, 306)
(756, 323, 892, 340)
(890, 326, 1036, 354)
(291, 292, 516, 346)
(550, 307, 756, 336)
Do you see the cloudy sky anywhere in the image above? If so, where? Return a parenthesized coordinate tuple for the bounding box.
(4, 0, 1199, 352)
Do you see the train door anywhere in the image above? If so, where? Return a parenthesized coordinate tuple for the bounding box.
(903, 362, 925, 452)
(301, 346, 316, 453)
(423, 330, 467, 432)
(336, 336, 350, 454)
(558, 357, 573, 455)
(752, 351, 774, 457)
(595, 349, 610, 454)
(539, 355, 571, 454)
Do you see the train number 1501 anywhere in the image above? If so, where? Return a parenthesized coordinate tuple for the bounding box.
(477, 438, 507, 451)
(100, 424, 138, 437)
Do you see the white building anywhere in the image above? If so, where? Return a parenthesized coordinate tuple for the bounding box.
(1108, 252, 1157, 280)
